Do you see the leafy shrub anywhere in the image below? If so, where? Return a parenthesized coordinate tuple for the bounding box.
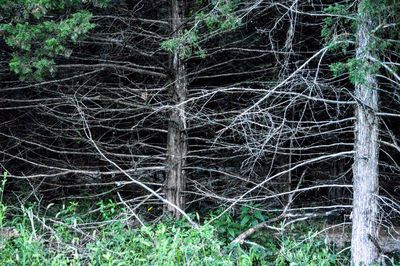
(275, 232, 343, 266)
(0, 198, 354, 265)
(209, 204, 268, 242)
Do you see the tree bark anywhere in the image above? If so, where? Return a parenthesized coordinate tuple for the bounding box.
(164, 0, 188, 218)
(351, 1, 380, 265)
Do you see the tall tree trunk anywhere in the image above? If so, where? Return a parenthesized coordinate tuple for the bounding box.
(351, 1, 380, 265)
(164, 0, 188, 218)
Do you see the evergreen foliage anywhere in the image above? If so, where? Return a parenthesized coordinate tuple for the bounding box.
(324, 0, 400, 85)
(160, 0, 241, 59)
(0, 0, 107, 80)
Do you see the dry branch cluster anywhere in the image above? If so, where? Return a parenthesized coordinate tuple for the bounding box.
(1, 1, 400, 263)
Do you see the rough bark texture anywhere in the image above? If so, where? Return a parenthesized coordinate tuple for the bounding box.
(351, 2, 380, 265)
(328, 224, 400, 254)
(164, 0, 188, 218)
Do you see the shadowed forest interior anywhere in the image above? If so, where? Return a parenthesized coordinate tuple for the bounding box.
(1, 0, 400, 265)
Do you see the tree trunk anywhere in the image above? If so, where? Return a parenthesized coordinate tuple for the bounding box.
(164, 0, 188, 218)
(351, 2, 380, 265)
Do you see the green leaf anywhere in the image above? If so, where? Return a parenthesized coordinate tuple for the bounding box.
(240, 215, 250, 226)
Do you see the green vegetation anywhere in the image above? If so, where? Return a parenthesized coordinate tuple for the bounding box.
(0, 192, 350, 265)
(324, 0, 400, 85)
(0, 172, 352, 265)
(0, 0, 107, 80)
(160, 0, 241, 59)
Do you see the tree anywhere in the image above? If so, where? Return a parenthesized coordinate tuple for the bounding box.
(164, 0, 188, 218)
(351, 1, 380, 264)
(320, 0, 400, 263)
(163, 0, 244, 217)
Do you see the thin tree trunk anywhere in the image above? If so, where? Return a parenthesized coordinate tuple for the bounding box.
(164, 0, 188, 218)
(351, 2, 380, 265)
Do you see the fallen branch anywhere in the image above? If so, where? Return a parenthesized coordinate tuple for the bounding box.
(232, 216, 283, 245)
(232, 210, 340, 245)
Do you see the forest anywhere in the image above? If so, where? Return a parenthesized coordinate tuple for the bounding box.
(0, 0, 400, 265)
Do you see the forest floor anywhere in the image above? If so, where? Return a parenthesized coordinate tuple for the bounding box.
(0, 183, 399, 265)
(0, 200, 350, 265)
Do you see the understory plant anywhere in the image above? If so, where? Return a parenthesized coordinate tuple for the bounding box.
(0, 199, 353, 265)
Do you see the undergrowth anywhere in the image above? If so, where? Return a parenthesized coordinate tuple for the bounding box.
(0, 207, 350, 265)
(0, 174, 357, 265)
